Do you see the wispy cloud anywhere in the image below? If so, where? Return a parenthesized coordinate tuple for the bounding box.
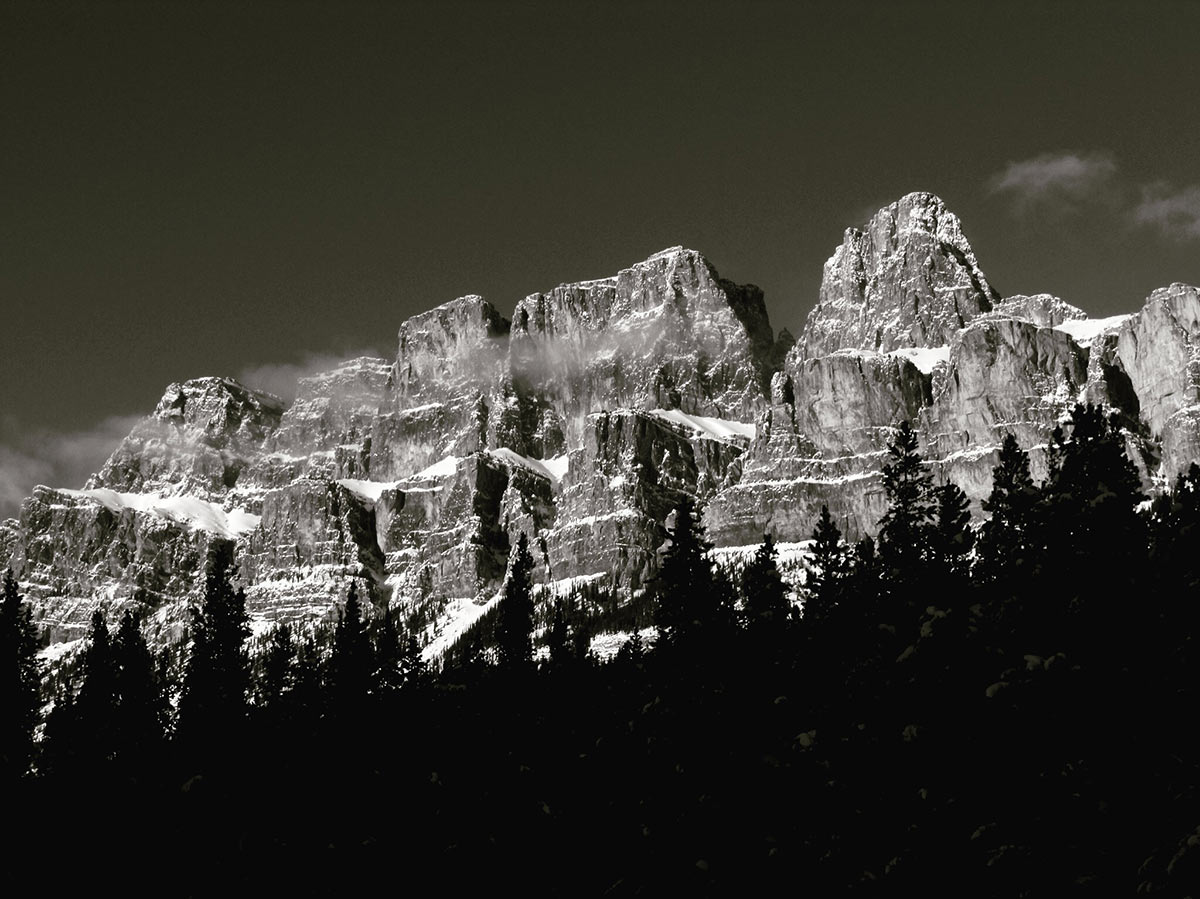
(0, 414, 143, 519)
(237, 348, 387, 403)
(990, 151, 1118, 214)
(1134, 182, 1200, 240)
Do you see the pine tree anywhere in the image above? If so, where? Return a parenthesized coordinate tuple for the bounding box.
(177, 541, 251, 753)
(74, 610, 118, 767)
(256, 621, 298, 710)
(400, 632, 431, 692)
(112, 610, 163, 767)
(877, 421, 936, 573)
(654, 496, 718, 644)
(804, 506, 850, 626)
(978, 433, 1039, 580)
(1, 569, 41, 780)
(930, 482, 974, 578)
(371, 606, 405, 698)
(497, 532, 535, 670)
(742, 533, 790, 631)
(331, 581, 373, 711)
(547, 599, 572, 668)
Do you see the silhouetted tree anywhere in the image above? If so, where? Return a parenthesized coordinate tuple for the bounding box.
(742, 533, 790, 632)
(978, 433, 1040, 581)
(177, 541, 251, 754)
(75, 610, 118, 766)
(930, 482, 974, 578)
(331, 581, 373, 711)
(497, 532, 535, 670)
(1, 569, 40, 780)
(878, 420, 935, 574)
(803, 506, 850, 626)
(112, 610, 164, 767)
(654, 496, 718, 645)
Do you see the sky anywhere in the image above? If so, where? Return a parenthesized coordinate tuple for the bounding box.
(2, 0, 1200, 515)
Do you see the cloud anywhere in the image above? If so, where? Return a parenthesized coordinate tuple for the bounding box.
(236, 348, 387, 403)
(989, 151, 1118, 213)
(0, 414, 143, 520)
(1133, 182, 1200, 240)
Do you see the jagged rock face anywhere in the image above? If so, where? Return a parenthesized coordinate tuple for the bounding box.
(923, 318, 1089, 455)
(985, 294, 1085, 328)
(1117, 284, 1200, 437)
(393, 296, 510, 409)
(790, 350, 931, 456)
(800, 192, 1000, 358)
(510, 248, 776, 447)
(269, 357, 391, 455)
(90, 377, 284, 499)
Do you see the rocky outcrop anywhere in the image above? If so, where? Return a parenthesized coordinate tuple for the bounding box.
(1117, 284, 1200, 437)
(799, 192, 1000, 358)
(510, 248, 776, 446)
(90, 378, 285, 500)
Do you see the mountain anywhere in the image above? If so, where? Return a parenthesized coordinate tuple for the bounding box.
(5, 193, 1199, 654)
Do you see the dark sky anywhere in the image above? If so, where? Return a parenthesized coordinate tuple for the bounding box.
(3, 0, 1199, 513)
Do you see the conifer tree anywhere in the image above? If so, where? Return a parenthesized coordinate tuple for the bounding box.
(1, 569, 41, 780)
(930, 482, 974, 578)
(74, 610, 118, 766)
(654, 496, 718, 644)
(547, 599, 572, 668)
(256, 621, 298, 710)
(877, 421, 936, 573)
(371, 606, 405, 698)
(177, 541, 251, 752)
(978, 433, 1039, 579)
(497, 532, 535, 670)
(112, 610, 164, 766)
(742, 533, 790, 631)
(400, 632, 432, 691)
(803, 506, 850, 625)
(331, 581, 373, 710)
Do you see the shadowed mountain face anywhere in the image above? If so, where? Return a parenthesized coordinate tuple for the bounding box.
(4, 195, 1198, 652)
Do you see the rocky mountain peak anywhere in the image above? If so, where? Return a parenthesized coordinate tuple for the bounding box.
(393, 295, 511, 410)
(799, 191, 1000, 360)
(87, 377, 284, 498)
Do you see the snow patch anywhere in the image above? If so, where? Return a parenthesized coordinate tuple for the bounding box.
(888, 345, 950, 374)
(415, 456, 460, 479)
(336, 479, 401, 502)
(58, 489, 260, 538)
(421, 592, 503, 661)
(1055, 314, 1133, 343)
(649, 409, 756, 441)
(488, 448, 564, 481)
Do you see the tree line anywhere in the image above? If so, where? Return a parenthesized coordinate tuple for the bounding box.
(2, 402, 1198, 895)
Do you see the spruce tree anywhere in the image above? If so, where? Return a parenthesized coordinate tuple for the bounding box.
(877, 421, 936, 573)
(177, 541, 251, 754)
(1, 569, 41, 780)
(371, 606, 404, 698)
(546, 599, 572, 668)
(112, 610, 164, 768)
(256, 621, 298, 710)
(497, 532, 535, 670)
(978, 433, 1039, 580)
(74, 609, 118, 767)
(331, 581, 373, 711)
(930, 482, 974, 579)
(803, 506, 850, 626)
(654, 496, 718, 645)
(742, 533, 790, 631)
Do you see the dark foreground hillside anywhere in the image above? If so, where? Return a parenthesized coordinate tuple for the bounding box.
(3, 404, 1198, 896)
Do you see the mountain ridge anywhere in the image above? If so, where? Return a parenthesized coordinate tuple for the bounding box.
(5, 192, 1199, 655)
